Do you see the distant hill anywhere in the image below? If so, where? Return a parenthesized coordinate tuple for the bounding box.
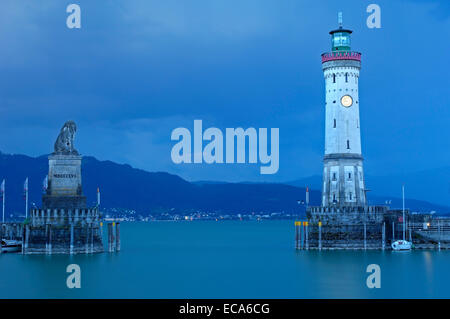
(0, 151, 317, 216)
(0, 151, 448, 217)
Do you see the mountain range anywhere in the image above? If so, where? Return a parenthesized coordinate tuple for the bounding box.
(0, 151, 448, 217)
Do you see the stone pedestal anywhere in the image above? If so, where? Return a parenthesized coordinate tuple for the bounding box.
(42, 155, 86, 209)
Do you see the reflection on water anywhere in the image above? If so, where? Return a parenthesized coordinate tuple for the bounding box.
(0, 221, 449, 298)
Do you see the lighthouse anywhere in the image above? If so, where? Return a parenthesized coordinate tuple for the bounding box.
(321, 12, 366, 208)
(303, 14, 417, 250)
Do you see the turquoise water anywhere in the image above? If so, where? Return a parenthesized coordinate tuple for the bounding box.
(0, 221, 449, 299)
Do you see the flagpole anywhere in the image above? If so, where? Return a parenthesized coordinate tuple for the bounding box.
(402, 184, 405, 241)
(305, 187, 309, 210)
(25, 178, 29, 220)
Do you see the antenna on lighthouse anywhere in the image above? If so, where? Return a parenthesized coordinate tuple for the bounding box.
(338, 12, 343, 28)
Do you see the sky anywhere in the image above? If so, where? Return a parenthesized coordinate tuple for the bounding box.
(0, 0, 448, 183)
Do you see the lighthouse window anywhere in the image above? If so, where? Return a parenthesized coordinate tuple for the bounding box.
(348, 173, 352, 180)
(332, 173, 337, 181)
(349, 192, 353, 200)
(333, 74, 336, 83)
(347, 140, 350, 149)
(333, 119, 336, 128)
(345, 73, 348, 82)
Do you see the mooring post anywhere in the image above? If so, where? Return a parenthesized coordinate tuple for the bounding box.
(70, 224, 74, 255)
(90, 225, 94, 253)
(300, 222, 304, 250)
(295, 222, 298, 249)
(100, 221, 104, 252)
(48, 225, 52, 255)
(115, 223, 120, 252)
(21, 225, 25, 254)
(318, 221, 322, 250)
(112, 222, 116, 251)
(409, 221, 412, 243)
(382, 222, 385, 250)
(305, 221, 309, 250)
(107, 223, 112, 252)
(85, 225, 89, 254)
(45, 224, 49, 253)
(438, 220, 441, 251)
(24, 225, 29, 254)
(392, 221, 395, 242)
(364, 222, 367, 250)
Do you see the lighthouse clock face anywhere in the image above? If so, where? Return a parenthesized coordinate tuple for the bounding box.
(341, 95, 353, 107)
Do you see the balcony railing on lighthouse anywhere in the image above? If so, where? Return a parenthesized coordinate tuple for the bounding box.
(321, 51, 361, 63)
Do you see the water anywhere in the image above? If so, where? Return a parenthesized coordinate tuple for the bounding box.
(0, 221, 449, 299)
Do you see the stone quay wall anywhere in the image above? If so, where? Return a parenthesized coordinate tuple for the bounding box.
(305, 206, 387, 250)
(0, 223, 23, 241)
(23, 207, 103, 254)
(303, 206, 450, 250)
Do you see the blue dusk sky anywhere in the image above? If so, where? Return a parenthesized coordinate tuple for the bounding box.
(0, 0, 448, 182)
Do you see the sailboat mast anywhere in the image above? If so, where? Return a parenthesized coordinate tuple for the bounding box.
(402, 184, 405, 241)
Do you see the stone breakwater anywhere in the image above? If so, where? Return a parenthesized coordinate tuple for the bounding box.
(296, 206, 450, 250)
(23, 207, 103, 254)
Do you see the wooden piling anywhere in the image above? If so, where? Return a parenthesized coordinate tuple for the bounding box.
(318, 221, 322, 250)
(382, 222, 385, 250)
(24, 225, 29, 254)
(115, 223, 120, 252)
(300, 222, 304, 249)
(305, 222, 309, 250)
(45, 224, 49, 253)
(295, 222, 299, 249)
(85, 226, 89, 254)
(438, 220, 441, 251)
(392, 221, 395, 242)
(48, 225, 52, 255)
(409, 221, 412, 243)
(112, 222, 116, 251)
(90, 225, 94, 253)
(364, 222, 367, 250)
(70, 224, 74, 255)
(107, 223, 113, 252)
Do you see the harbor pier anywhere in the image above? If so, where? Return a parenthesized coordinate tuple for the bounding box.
(296, 208, 450, 250)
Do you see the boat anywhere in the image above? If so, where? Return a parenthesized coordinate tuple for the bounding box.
(391, 240, 412, 251)
(1, 239, 22, 253)
(392, 185, 412, 251)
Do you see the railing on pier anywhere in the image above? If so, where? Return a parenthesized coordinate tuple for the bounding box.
(30, 207, 101, 226)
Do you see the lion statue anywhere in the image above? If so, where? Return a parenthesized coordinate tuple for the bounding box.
(54, 121, 79, 155)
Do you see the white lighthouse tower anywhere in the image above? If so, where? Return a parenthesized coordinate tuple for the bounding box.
(305, 14, 391, 250)
(321, 13, 366, 208)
